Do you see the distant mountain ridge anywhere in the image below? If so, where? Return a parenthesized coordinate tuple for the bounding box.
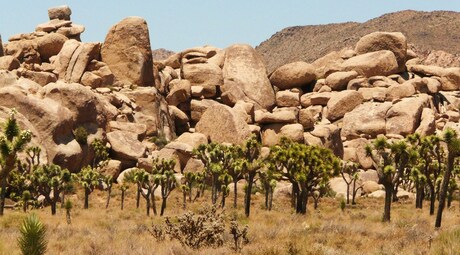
(256, 10, 460, 73)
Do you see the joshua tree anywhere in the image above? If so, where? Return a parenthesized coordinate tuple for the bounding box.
(153, 157, 176, 216)
(365, 137, 397, 222)
(73, 166, 101, 209)
(103, 175, 113, 209)
(259, 166, 279, 211)
(235, 136, 263, 217)
(218, 172, 232, 208)
(119, 183, 129, 210)
(64, 200, 72, 224)
(17, 214, 47, 255)
(21, 190, 31, 213)
(193, 143, 236, 205)
(341, 162, 362, 205)
(91, 138, 109, 168)
(269, 138, 339, 214)
(0, 110, 32, 216)
(436, 128, 460, 228)
(29, 164, 71, 215)
(126, 168, 158, 216)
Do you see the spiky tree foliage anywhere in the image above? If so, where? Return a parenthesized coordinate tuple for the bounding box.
(193, 143, 237, 205)
(233, 136, 264, 217)
(153, 157, 176, 216)
(408, 134, 445, 214)
(269, 137, 340, 214)
(218, 172, 232, 208)
(17, 214, 47, 255)
(390, 140, 417, 202)
(29, 164, 71, 215)
(259, 166, 279, 211)
(0, 110, 32, 216)
(125, 168, 158, 216)
(119, 183, 129, 210)
(64, 200, 72, 224)
(436, 128, 460, 228)
(341, 161, 362, 205)
(73, 166, 101, 209)
(103, 175, 113, 209)
(91, 138, 109, 169)
(22, 190, 31, 213)
(365, 137, 396, 222)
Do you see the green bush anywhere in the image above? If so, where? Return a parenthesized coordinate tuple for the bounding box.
(17, 214, 47, 255)
(73, 126, 88, 145)
(150, 134, 168, 149)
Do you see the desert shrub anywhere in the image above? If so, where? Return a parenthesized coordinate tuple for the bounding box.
(17, 214, 47, 255)
(230, 220, 249, 251)
(153, 206, 225, 249)
(150, 134, 168, 149)
(73, 126, 88, 145)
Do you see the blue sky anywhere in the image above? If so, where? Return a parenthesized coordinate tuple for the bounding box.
(1, 1, 459, 52)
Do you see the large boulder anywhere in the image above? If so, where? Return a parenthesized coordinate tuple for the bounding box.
(54, 40, 100, 83)
(385, 81, 416, 101)
(182, 63, 222, 98)
(101, 17, 154, 86)
(269, 61, 316, 90)
(175, 132, 208, 149)
(342, 102, 392, 139)
(254, 108, 297, 124)
(326, 91, 363, 121)
(325, 71, 358, 91)
(43, 82, 116, 128)
(222, 44, 275, 110)
(415, 108, 436, 136)
(36, 33, 68, 62)
(107, 130, 146, 162)
(122, 87, 175, 139)
(0, 56, 20, 71)
(341, 50, 399, 77)
(261, 123, 304, 146)
(195, 104, 251, 145)
(386, 96, 429, 136)
(48, 5, 72, 20)
(355, 32, 407, 73)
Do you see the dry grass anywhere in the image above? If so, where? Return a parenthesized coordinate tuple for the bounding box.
(0, 187, 459, 255)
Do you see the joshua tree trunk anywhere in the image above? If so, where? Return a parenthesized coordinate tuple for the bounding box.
(23, 200, 27, 212)
(151, 193, 157, 215)
(121, 189, 125, 210)
(160, 197, 167, 216)
(136, 186, 141, 209)
(183, 191, 187, 210)
(346, 184, 350, 205)
(66, 209, 71, 224)
(221, 192, 226, 208)
(105, 188, 112, 209)
(61, 192, 65, 208)
(244, 174, 255, 217)
(429, 184, 436, 215)
(415, 183, 423, 209)
(84, 188, 90, 209)
(435, 154, 454, 228)
(264, 185, 269, 210)
(269, 188, 274, 211)
(0, 175, 7, 216)
(233, 180, 238, 209)
(291, 183, 299, 209)
(145, 190, 151, 216)
(51, 201, 57, 215)
(383, 184, 393, 222)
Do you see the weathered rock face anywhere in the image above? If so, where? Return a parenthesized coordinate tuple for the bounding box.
(325, 71, 358, 91)
(54, 40, 100, 83)
(0, 56, 20, 71)
(386, 96, 429, 136)
(326, 90, 363, 121)
(36, 33, 68, 62)
(122, 87, 175, 139)
(222, 44, 275, 110)
(195, 104, 251, 144)
(101, 17, 154, 87)
(182, 63, 222, 98)
(355, 32, 407, 73)
(48, 5, 72, 20)
(107, 130, 146, 163)
(342, 102, 392, 139)
(341, 50, 399, 77)
(269, 61, 316, 90)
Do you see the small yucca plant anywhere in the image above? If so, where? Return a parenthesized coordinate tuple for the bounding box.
(17, 214, 47, 255)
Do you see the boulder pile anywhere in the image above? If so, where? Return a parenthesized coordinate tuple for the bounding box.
(1, 6, 460, 198)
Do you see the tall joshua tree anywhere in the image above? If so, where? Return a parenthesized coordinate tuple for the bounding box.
(0, 110, 32, 216)
(435, 128, 460, 228)
(366, 137, 397, 222)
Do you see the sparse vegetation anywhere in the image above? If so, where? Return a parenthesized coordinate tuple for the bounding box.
(73, 126, 89, 145)
(17, 214, 47, 255)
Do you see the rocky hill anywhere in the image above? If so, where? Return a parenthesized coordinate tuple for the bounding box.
(0, 6, 460, 200)
(256, 10, 460, 73)
(152, 48, 175, 61)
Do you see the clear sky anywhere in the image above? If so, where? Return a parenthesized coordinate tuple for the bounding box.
(1, 1, 459, 52)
